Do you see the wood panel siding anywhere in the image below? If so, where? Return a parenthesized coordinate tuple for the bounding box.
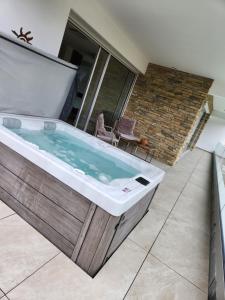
(76, 207, 116, 272)
(71, 203, 97, 261)
(87, 215, 121, 276)
(0, 164, 82, 245)
(106, 188, 156, 259)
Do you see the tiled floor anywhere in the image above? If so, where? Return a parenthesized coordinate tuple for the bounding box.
(0, 148, 211, 300)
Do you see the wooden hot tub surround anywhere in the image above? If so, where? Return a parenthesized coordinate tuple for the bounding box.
(0, 142, 158, 277)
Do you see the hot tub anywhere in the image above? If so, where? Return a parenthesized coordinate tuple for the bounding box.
(0, 113, 164, 276)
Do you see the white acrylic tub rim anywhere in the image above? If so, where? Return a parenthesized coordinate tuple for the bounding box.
(0, 113, 165, 216)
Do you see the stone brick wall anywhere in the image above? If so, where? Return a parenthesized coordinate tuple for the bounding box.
(124, 63, 213, 165)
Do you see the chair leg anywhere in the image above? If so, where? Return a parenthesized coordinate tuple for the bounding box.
(145, 152, 148, 161)
(125, 142, 130, 151)
(112, 140, 118, 147)
(130, 143, 135, 154)
(147, 153, 153, 163)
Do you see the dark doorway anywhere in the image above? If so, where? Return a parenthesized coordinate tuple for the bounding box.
(59, 22, 99, 125)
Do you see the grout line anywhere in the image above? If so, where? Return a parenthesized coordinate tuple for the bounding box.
(127, 237, 148, 253)
(0, 287, 10, 300)
(123, 153, 204, 299)
(5, 253, 60, 296)
(151, 254, 207, 295)
(0, 213, 16, 222)
(0, 288, 5, 297)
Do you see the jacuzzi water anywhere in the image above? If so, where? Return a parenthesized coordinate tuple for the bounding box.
(10, 128, 139, 184)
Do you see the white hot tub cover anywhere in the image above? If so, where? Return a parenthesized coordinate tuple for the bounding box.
(0, 32, 77, 118)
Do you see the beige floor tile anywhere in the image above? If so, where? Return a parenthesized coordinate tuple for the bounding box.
(8, 239, 146, 300)
(151, 215, 209, 292)
(188, 148, 204, 157)
(151, 184, 181, 213)
(172, 162, 196, 174)
(174, 155, 201, 173)
(0, 215, 59, 293)
(196, 155, 212, 173)
(177, 148, 202, 163)
(150, 154, 211, 293)
(189, 170, 211, 190)
(128, 205, 168, 251)
(182, 182, 210, 203)
(199, 150, 212, 159)
(196, 163, 212, 174)
(0, 297, 8, 300)
(125, 254, 207, 300)
(161, 168, 190, 191)
(0, 289, 4, 298)
(151, 159, 171, 171)
(170, 194, 210, 235)
(0, 201, 14, 220)
(176, 148, 209, 174)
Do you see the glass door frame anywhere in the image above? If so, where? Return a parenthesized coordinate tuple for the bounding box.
(74, 47, 101, 127)
(83, 52, 111, 131)
(120, 73, 138, 116)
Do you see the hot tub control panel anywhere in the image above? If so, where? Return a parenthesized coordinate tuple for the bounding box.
(122, 177, 150, 193)
(135, 177, 150, 186)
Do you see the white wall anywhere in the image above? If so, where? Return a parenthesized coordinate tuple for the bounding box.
(0, 0, 70, 56)
(197, 114, 225, 152)
(210, 81, 225, 99)
(0, 0, 148, 72)
(213, 95, 225, 114)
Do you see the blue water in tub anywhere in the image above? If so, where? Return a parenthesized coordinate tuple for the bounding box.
(10, 128, 138, 184)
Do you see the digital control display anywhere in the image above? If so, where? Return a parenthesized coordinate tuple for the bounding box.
(135, 177, 150, 186)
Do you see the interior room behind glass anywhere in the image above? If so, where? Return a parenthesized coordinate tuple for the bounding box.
(59, 22, 99, 125)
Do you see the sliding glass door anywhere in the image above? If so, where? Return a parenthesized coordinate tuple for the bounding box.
(59, 20, 136, 133)
(84, 56, 135, 133)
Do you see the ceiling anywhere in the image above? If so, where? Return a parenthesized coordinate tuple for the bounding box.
(99, 0, 225, 88)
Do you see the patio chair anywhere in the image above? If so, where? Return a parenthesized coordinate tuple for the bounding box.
(95, 113, 119, 146)
(114, 117, 140, 149)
